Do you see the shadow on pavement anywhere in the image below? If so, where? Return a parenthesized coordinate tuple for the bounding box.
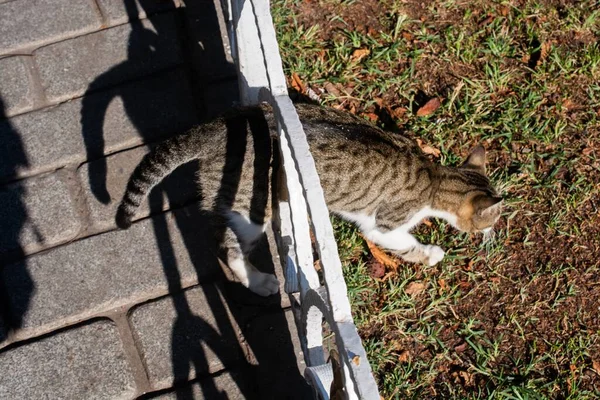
(80, 0, 311, 397)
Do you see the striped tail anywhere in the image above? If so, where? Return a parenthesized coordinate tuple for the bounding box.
(116, 132, 200, 229)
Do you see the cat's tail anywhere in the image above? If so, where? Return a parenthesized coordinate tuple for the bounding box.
(116, 131, 201, 229)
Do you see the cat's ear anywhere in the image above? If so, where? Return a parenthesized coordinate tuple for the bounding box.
(473, 195, 503, 217)
(462, 145, 486, 173)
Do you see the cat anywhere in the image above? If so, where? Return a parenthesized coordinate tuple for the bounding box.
(116, 103, 502, 296)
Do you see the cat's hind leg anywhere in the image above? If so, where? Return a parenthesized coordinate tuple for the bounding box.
(222, 211, 279, 296)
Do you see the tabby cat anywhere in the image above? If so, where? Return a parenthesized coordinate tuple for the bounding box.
(116, 103, 502, 296)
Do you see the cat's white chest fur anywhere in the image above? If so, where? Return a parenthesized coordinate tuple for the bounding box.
(338, 206, 458, 232)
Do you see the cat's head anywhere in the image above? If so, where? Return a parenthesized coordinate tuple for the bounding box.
(450, 146, 503, 233)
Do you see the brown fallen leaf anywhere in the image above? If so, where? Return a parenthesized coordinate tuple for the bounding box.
(416, 98, 441, 116)
(459, 370, 474, 386)
(324, 81, 341, 97)
(454, 342, 468, 353)
(352, 355, 361, 366)
(592, 359, 600, 375)
(422, 218, 433, 227)
(351, 48, 370, 62)
(363, 112, 379, 123)
(402, 31, 414, 41)
(540, 41, 552, 61)
(405, 281, 426, 296)
(438, 278, 448, 292)
(398, 350, 410, 363)
(365, 239, 400, 270)
(392, 106, 407, 119)
(291, 72, 306, 94)
(416, 138, 441, 157)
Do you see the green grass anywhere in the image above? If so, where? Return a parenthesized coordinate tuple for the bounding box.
(273, 0, 600, 398)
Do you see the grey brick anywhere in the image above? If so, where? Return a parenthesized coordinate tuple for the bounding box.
(147, 370, 255, 399)
(97, 0, 179, 26)
(0, 68, 198, 182)
(0, 171, 81, 258)
(242, 309, 311, 399)
(130, 285, 245, 390)
(0, 320, 136, 400)
(1, 203, 219, 340)
(78, 145, 200, 234)
(201, 78, 239, 118)
(0, 0, 101, 55)
(0, 56, 33, 117)
(35, 13, 182, 103)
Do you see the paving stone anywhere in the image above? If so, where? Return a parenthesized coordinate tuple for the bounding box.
(242, 309, 312, 399)
(0, 56, 33, 117)
(0, 170, 81, 258)
(97, 0, 180, 26)
(130, 285, 245, 390)
(78, 145, 200, 234)
(0, 68, 197, 182)
(201, 78, 239, 118)
(1, 203, 219, 341)
(0, 320, 136, 399)
(35, 12, 182, 103)
(0, 0, 101, 55)
(147, 370, 256, 399)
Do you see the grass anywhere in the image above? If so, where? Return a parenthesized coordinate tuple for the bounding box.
(272, 0, 600, 398)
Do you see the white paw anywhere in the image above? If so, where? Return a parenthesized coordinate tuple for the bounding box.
(247, 271, 280, 297)
(425, 245, 445, 266)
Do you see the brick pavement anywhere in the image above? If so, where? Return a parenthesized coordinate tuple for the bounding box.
(0, 1, 311, 398)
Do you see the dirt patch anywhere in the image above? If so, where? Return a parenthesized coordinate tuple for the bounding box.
(297, 0, 390, 41)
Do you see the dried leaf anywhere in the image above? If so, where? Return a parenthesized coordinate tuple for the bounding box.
(540, 41, 552, 61)
(592, 359, 600, 374)
(480, 14, 494, 26)
(363, 112, 379, 123)
(416, 98, 441, 116)
(416, 138, 441, 157)
(402, 31, 414, 41)
(291, 72, 306, 94)
(405, 281, 426, 296)
(466, 259, 475, 271)
(392, 107, 407, 119)
(459, 370, 474, 386)
(562, 98, 575, 110)
(422, 218, 433, 227)
(351, 48, 370, 62)
(583, 147, 594, 156)
(398, 350, 410, 363)
(438, 278, 448, 292)
(454, 342, 468, 353)
(365, 239, 400, 269)
(500, 6, 509, 16)
(313, 260, 322, 272)
(324, 82, 341, 97)
(352, 355, 361, 366)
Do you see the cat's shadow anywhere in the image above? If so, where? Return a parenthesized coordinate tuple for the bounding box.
(80, 0, 310, 398)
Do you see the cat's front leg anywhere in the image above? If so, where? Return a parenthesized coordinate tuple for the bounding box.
(364, 228, 445, 266)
